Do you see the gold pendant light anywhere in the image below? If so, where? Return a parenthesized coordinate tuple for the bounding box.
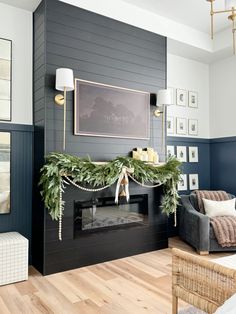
(206, 0, 236, 54)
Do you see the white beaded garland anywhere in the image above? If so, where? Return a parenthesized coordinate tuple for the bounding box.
(57, 172, 176, 240)
(128, 173, 162, 188)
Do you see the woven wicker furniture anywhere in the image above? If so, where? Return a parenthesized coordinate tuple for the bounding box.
(172, 248, 236, 314)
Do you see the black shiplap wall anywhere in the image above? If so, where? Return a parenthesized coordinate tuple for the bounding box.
(32, 0, 46, 273)
(44, 0, 166, 159)
(0, 123, 33, 260)
(33, 0, 167, 274)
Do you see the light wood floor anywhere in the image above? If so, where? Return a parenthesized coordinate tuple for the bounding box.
(0, 237, 231, 314)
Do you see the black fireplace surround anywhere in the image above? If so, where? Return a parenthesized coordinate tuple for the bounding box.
(43, 183, 168, 275)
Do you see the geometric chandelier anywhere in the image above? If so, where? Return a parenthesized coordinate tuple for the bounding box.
(206, 0, 236, 54)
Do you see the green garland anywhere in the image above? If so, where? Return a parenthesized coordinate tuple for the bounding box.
(39, 153, 181, 221)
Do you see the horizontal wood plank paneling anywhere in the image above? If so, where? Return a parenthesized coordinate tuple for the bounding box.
(0, 124, 33, 261)
(33, 0, 167, 275)
(32, 0, 46, 273)
(45, 0, 166, 159)
(46, 1, 165, 47)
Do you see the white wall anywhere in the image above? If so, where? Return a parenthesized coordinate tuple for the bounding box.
(0, 3, 32, 125)
(210, 56, 236, 138)
(167, 54, 210, 139)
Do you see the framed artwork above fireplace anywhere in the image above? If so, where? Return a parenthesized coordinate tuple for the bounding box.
(74, 79, 150, 139)
(0, 132, 11, 214)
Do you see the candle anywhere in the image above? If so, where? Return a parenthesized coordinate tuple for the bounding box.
(153, 152, 159, 164)
(141, 151, 148, 162)
(132, 151, 140, 160)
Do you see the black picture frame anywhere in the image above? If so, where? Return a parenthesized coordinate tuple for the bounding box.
(74, 79, 150, 140)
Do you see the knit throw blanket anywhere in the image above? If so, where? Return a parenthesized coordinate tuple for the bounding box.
(194, 190, 236, 247)
(211, 216, 236, 247)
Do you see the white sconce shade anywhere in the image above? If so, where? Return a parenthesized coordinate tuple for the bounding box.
(55, 68, 74, 91)
(225, 0, 236, 9)
(156, 89, 172, 106)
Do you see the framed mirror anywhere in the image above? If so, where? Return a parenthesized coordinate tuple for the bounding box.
(0, 132, 11, 214)
(0, 38, 12, 121)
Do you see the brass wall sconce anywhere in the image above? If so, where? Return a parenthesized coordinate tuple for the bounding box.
(206, 0, 236, 54)
(55, 68, 74, 151)
(153, 89, 173, 148)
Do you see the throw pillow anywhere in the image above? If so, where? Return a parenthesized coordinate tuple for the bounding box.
(202, 198, 236, 218)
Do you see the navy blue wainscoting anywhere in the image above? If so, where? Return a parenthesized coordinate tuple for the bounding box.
(167, 136, 211, 236)
(210, 137, 236, 196)
(0, 123, 33, 262)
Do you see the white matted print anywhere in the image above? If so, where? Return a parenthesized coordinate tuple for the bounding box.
(176, 89, 187, 107)
(189, 91, 198, 108)
(176, 146, 187, 162)
(188, 119, 198, 136)
(189, 174, 199, 190)
(178, 174, 188, 191)
(189, 146, 199, 162)
(167, 87, 176, 105)
(166, 145, 175, 159)
(167, 116, 174, 135)
(176, 117, 187, 135)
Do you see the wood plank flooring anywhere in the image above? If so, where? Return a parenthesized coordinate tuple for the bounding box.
(0, 237, 231, 314)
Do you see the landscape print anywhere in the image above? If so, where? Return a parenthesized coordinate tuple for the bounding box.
(0, 132, 10, 214)
(74, 80, 150, 139)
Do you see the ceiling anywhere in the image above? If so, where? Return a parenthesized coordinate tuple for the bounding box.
(0, 0, 231, 34)
(123, 0, 231, 34)
(0, 0, 41, 11)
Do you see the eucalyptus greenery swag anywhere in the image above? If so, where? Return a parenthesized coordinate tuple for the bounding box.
(39, 153, 181, 223)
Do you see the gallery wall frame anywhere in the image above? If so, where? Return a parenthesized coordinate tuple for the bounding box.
(176, 145, 187, 162)
(188, 119, 198, 136)
(189, 146, 199, 162)
(176, 88, 187, 107)
(166, 145, 175, 159)
(0, 38, 12, 121)
(176, 117, 187, 135)
(178, 174, 188, 191)
(74, 79, 150, 140)
(188, 91, 198, 108)
(167, 116, 174, 135)
(0, 131, 11, 214)
(189, 174, 199, 190)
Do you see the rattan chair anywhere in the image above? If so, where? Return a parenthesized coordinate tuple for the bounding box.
(172, 248, 236, 314)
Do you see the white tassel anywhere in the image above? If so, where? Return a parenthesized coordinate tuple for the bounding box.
(115, 167, 134, 204)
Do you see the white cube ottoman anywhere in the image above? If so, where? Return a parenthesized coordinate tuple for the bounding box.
(0, 232, 28, 286)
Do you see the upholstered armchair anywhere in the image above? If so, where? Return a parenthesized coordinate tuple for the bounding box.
(179, 193, 236, 255)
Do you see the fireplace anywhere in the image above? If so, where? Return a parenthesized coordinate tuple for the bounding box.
(42, 183, 168, 275)
(74, 194, 148, 235)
